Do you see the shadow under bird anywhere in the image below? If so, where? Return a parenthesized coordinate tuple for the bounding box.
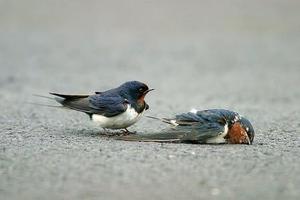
(117, 109, 255, 144)
(47, 81, 153, 132)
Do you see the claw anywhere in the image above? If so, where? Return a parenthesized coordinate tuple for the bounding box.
(121, 128, 137, 135)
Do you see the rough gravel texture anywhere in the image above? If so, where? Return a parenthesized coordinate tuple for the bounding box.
(0, 1, 300, 200)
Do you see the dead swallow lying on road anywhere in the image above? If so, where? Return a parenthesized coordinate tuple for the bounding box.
(117, 109, 255, 144)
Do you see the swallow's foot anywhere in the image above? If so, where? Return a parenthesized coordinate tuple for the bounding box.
(99, 128, 136, 136)
(121, 128, 136, 135)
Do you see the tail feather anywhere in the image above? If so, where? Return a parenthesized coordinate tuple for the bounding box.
(115, 130, 194, 143)
(32, 94, 68, 109)
(146, 115, 174, 125)
(33, 94, 55, 100)
(26, 102, 67, 109)
(115, 135, 180, 142)
(49, 93, 89, 100)
(33, 93, 65, 105)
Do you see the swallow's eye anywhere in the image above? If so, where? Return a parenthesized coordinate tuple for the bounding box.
(139, 88, 144, 92)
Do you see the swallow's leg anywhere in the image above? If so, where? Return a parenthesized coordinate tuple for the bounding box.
(125, 128, 137, 134)
(121, 128, 136, 135)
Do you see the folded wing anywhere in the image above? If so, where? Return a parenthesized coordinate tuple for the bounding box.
(50, 92, 128, 117)
(117, 120, 225, 143)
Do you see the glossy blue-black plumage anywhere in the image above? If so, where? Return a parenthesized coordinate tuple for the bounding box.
(174, 109, 254, 143)
(89, 95, 128, 117)
(175, 109, 238, 125)
(50, 81, 150, 117)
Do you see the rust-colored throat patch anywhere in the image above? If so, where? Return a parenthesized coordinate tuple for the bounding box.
(226, 122, 250, 144)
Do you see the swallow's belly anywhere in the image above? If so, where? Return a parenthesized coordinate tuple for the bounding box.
(91, 105, 143, 129)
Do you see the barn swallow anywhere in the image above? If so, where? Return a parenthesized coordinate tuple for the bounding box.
(117, 109, 255, 144)
(48, 81, 153, 132)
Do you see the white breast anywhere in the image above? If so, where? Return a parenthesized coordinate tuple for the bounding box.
(91, 104, 144, 129)
(206, 123, 229, 144)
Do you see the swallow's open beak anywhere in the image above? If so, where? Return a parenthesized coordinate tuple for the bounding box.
(144, 88, 154, 94)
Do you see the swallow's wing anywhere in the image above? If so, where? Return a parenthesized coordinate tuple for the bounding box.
(121, 111, 227, 143)
(175, 110, 226, 125)
(50, 93, 127, 117)
(147, 110, 225, 126)
(88, 94, 128, 117)
(116, 121, 225, 143)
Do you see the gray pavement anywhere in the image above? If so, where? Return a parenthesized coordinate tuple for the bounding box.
(0, 1, 300, 200)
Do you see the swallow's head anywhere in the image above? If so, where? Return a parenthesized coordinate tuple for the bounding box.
(120, 81, 154, 101)
(239, 116, 255, 144)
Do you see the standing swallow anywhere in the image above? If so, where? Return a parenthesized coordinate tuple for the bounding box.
(117, 109, 255, 144)
(49, 81, 153, 132)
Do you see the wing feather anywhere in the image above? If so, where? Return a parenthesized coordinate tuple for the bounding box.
(117, 122, 225, 143)
(124, 110, 227, 143)
(50, 93, 128, 117)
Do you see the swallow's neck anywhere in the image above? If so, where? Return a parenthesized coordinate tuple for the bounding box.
(121, 92, 147, 114)
(131, 98, 146, 113)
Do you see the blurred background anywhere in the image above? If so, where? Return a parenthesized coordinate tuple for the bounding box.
(0, 0, 300, 200)
(1, 0, 299, 106)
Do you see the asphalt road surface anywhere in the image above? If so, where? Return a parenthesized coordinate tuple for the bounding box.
(0, 1, 299, 200)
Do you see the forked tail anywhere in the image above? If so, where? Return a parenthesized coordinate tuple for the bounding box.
(29, 94, 65, 109)
(26, 102, 64, 109)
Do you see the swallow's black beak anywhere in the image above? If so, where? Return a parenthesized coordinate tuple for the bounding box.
(247, 132, 255, 145)
(143, 88, 154, 95)
(245, 135, 251, 145)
